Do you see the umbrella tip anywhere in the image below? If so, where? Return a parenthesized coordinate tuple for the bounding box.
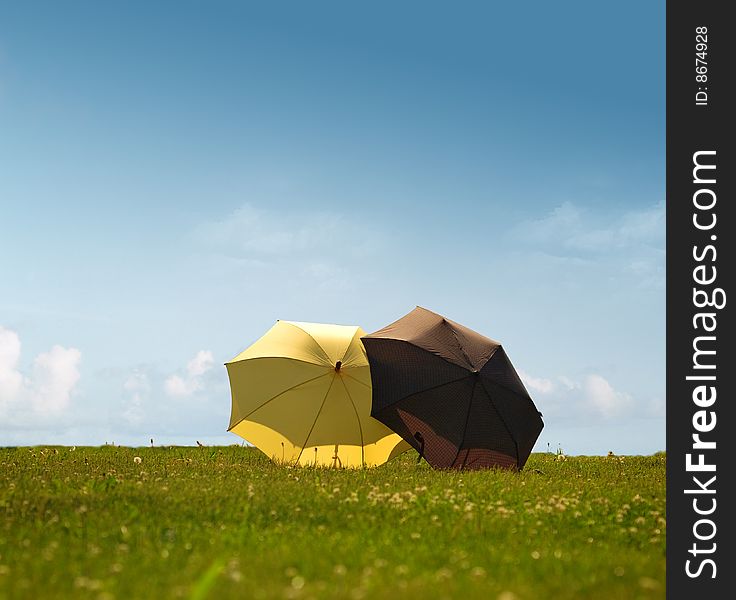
(335, 361, 342, 371)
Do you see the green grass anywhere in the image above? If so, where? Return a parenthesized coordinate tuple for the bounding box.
(0, 447, 665, 600)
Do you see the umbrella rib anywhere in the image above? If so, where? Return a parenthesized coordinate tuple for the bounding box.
(338, 328, 363, 367)
(478, 377, 530, 401)
(479, 378, 521, 469)
(342, 372, 371, 388)
(294, 374, 338, 465)
(445, 321, 476, 371)
(364, 337, 472, 374)
(479, 350, 533, 400)
(227, 371, 331, 432)
(451, 377, 478, 469)
(227, 356, 331, 368)
(373, 374, 472, 414)
(339, 376, 365, 467)
(280, 321, 332, 365)
(446, 320, 502, 371)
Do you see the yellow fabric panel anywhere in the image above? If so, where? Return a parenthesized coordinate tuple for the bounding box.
(284, 321, 363, 365)
(230, 420, 303, 464)
(226, 358, 329, 429)
(338, 374, 410, 465)
(340, 375, 391, 443)
(231, 419, 384, 467)
(301, 374, 363, 449)
(342, 364, 372, 389)
(227, 320, 331, 366)
(297, 443, 365, 468)
(364, 435, 412, 465)
(340, 327, 369, 368)
(386, 438, 413, 461)
(244, 374, 334, 445)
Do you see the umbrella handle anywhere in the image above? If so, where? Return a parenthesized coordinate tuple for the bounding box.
(332, 444, 342, 468)
(413, 432, 425, 465)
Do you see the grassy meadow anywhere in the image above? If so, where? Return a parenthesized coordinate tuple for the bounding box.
(0, 446, 665, 600)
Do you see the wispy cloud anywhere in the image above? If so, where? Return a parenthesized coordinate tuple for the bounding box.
(194, 203, 388, 294)
(122, 370, 149, 425)
(508, 201, 665, 289)
(197, 203, 381, 260)
(515, 200, 664, 254)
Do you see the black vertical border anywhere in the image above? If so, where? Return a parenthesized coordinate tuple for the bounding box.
(667, 1, 734, 598)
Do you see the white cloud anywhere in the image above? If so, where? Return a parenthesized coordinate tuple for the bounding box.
(518, 369, 555, 394)
(522, 368, 638, 421)
(164, 375, 193, 397)
(557, 375, 579, 391)
(0, 326, 82, 425)
(582, 374, 633, 419)
(164, 350, 214, 397)
(113, 352, 229, 442)
(30, 345, 82, 413)
(186, 350, 215, 378)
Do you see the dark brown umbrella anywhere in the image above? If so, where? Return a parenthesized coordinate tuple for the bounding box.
(362, 307, 543, 470)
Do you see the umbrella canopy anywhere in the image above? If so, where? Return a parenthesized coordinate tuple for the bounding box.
(362, 307, 543, 470)
(226, 320, 410, 467)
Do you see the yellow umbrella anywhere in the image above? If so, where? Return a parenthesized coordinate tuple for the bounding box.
(226, 320, 410, 467)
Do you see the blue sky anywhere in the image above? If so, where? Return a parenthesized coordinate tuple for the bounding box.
(0, 1, 665, 454)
